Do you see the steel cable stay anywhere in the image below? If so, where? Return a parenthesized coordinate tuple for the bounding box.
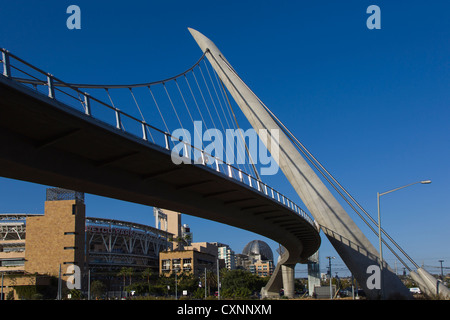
(1, 47, 318, 229)
(147, 85, 171, 143)
(129, 87, 155, 143)
(214, 53, 420, 271)
(105, 88, 126, 131)
(198, 60, 247, 174)
(183, 73, 213, 144)
(191, 65, 231, 169)
(205, 60, 255, 178)
(206, 52, 271, 184)
(247, 85, 419, 271)
(7, 47, 258, 180)
(264, 104, 418, 270)
(174, 78, 205, 151)
(15, 51, 210, 89)
(162, 82, 185, 133)
(218, 78, 261, 183)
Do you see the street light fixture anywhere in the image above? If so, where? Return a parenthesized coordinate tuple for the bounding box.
(377, 179, 431, 299)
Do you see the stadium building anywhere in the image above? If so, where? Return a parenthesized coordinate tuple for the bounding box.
(0, 188, 172, 299)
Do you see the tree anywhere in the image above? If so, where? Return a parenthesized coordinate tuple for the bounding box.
(178, 272, 198, 293)
(118, 267, 134, 286)
(221, 269, 266, 299)
(90, 280, 106, 299)
(141, 268, 153, 286)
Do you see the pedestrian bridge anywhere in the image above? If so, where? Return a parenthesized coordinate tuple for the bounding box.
(2, 28, 446, 299)
(0, 42, 320, 296)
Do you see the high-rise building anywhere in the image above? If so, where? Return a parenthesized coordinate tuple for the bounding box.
(218, 245, 235, 270)
(154, 208, 193, 250)
(182, 224, 193, 246)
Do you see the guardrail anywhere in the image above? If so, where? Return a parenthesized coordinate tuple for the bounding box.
(0, 48, 318, 230)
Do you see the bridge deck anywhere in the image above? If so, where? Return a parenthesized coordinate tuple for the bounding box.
(0, 75, 320, 263)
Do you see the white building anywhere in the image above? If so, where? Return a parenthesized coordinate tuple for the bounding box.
(218, 245, 236, 270)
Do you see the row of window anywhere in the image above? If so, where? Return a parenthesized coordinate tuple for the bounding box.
(0, 259, 25, 267)
(161, 258, 193, 271)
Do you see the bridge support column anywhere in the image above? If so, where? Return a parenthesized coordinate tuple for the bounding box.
(411, 268, 450, 299)
(281, 264, 295, 298)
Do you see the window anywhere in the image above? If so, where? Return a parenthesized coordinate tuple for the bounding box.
(1, 259, 25, 267)
(183, 258, 192, 271)
(162, 259, 171, 271)
(172, 259, 181, 272)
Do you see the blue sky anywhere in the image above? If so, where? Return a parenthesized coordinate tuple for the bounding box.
(1, 1, 449, 277)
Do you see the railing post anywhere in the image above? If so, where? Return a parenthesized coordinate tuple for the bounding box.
(238, 169, 243, 182)
(47, 74, 55, 98)
(165, 133, 170, 150)
(215, 159, 220, 172)
(84, 93, 91, 116)
(227, 164, 232, 178)
(2, 50, 11, 77)
(201, 151, 206, 165)
(115, 108, 121, 130)
(141, 122, 148, 141)
(183, 142, 189, 158)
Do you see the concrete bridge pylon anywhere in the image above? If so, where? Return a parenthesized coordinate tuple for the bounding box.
(189, 28, 412, 299)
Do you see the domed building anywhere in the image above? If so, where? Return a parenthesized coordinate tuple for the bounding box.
(242, 240, 274, 262)
(240, 240, 274, 277)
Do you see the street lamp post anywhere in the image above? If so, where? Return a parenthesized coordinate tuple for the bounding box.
(326, 256, 335, 299)
(377, 179, 431, 299)
(438, 260, 444, 280)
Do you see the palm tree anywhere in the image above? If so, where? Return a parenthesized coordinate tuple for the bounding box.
(118, 267, 128, 292)
(141, 268, 153, 285)
(117, 267, 134, 294)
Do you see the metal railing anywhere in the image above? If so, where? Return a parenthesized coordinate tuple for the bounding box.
(0, 48, 318, 230)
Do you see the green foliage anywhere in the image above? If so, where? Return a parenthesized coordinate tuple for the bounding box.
(220, 269, 266, 299)
(177, 272, 200, 293)
(90, 280, 106, 299)
(14, 285, 37, 300)
(13, 283, 58, 300)
(193, 287, 205, 299)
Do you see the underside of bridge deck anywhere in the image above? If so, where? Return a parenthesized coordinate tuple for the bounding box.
(0, 75, 320, 269)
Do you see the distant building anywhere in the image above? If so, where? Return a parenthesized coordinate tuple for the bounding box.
(154, 208, 193, 250)
(307, 250, 321, 295)
(0, 188, 172, 299)
(159, 250, 217, 277)
(240, 240, 275, 277)
(242, 240, 274, 262)
(181, 224, 193, 246)
(235, 253, 251, 270)
(159, 242, 224, 277)
(251, 260, 274, 277)
(218, 245, 236, 270)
